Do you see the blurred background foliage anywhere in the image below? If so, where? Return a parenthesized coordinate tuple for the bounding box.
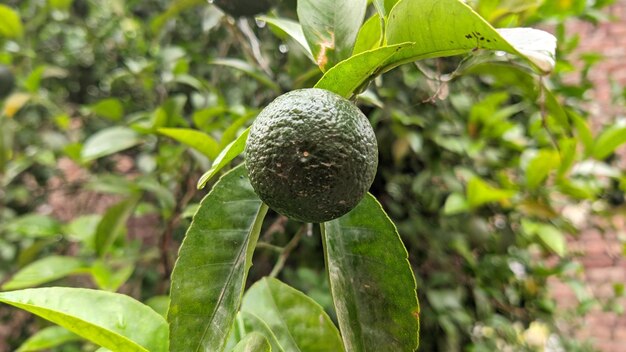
(0, 0, 624, 351)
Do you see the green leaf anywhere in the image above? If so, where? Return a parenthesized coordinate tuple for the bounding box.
(373, 0, 400, 18)
(315, 43, 411, 98)
(353, 14, 383, 55)
(228, 311, 284, 352)
(526, 150, 560, 189)
(158, 128, 220, 159)
(592, 125, 626, 160)
(543, 86, 569, 128)
(557, 138, 577, 177)
(90, 260, 134, 292)
(231, 332, 271, 352)
(467, 177, 515, 209)
(197, 127, 250, 189)
(95, 196, 140, 257)
(151, 0, 206, 33)
(571, 111, 593, 155)
(521, 220, 567, 257)
(89, 98, 125, 121)
(220, 111, 257, 148)
(386, 0, 556, 73)
(146, 296, 170, 318)
(81, 127, 141, 162)
(24, 66, 46, 93)
(17, 326, 81, 352)
(209, 59, 280, 92)
(257, 16, 314, 60)
(4, 214, 62, 239)
(2, 256, 86, 291)
(241, 278, 344, 352)
(168, 165, 268, 352)
(321, 194, 419, 352)
(0, 287, 168, 352)
(0, 4, 23, 39)
(297, 0, 368, 71)
(537, 225, 567, 257)
(443, 192, 470, 215)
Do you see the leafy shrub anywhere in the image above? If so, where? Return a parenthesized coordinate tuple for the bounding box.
(0, 0, 622, 351)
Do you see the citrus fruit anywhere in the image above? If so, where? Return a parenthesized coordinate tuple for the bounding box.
(245, 88, 378, 223)
(212, 0, 275, 17)
(0, 65, 15, 99)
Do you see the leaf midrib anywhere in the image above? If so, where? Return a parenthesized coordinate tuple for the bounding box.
(265, 281, 302, 352)
(194, 213, 256, 352)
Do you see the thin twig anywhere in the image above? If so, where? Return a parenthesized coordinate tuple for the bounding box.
(261, 214, 288, 241)
(269, 225, 305, 278)
(256, 241, 284, 253)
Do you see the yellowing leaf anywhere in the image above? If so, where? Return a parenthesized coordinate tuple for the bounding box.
(3, 93, 30, 118)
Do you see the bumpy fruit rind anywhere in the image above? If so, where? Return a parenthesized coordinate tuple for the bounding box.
(245, 88, 378, 223)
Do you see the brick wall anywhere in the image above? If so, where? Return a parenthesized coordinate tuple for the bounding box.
(551, 2, 626, 351)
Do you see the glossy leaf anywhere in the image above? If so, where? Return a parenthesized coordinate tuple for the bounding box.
(227, 311, 284, 352)
(64, 214, 101, 244)
(373, 0, 400, 18)
(571, 111, 594, 155)
(16, 326, 81, 352)
(467, 177, 515, 209)
(321, 194, 419, 352)
(353, 14, 383, 55)
(95, 196, 140, 257)
(151, 0, 206, 33)
(257, 16, 313, 60)
(81, 127, 141, 162)
(315, 43, 411, 98)
(158, 128, 220, 159)
(522, 220, 566, 257)
(2, 256, 86, 290)
(231, 333, 271, 352)
(526, 150, 560, 189)
(386, 0, 556, 73)
(443, 192, 470, 215)
(592, 125, 626, 160)
(168, 165, 268, 352)
(241, 278, 344, 352)
(89, 98, 124, 121)
(220, 111, 256, 148)
(209, 59, 280, 92)
(0, 287, 168, 352)
(297, 0, 368, 71)
(4, 214, 62, 238)
(197, 127, 250, 189)
(90, 260, 135, 292)
(0, 4, 23, 38)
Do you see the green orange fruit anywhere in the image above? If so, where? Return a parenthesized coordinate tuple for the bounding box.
(245, 88, 378, 223)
